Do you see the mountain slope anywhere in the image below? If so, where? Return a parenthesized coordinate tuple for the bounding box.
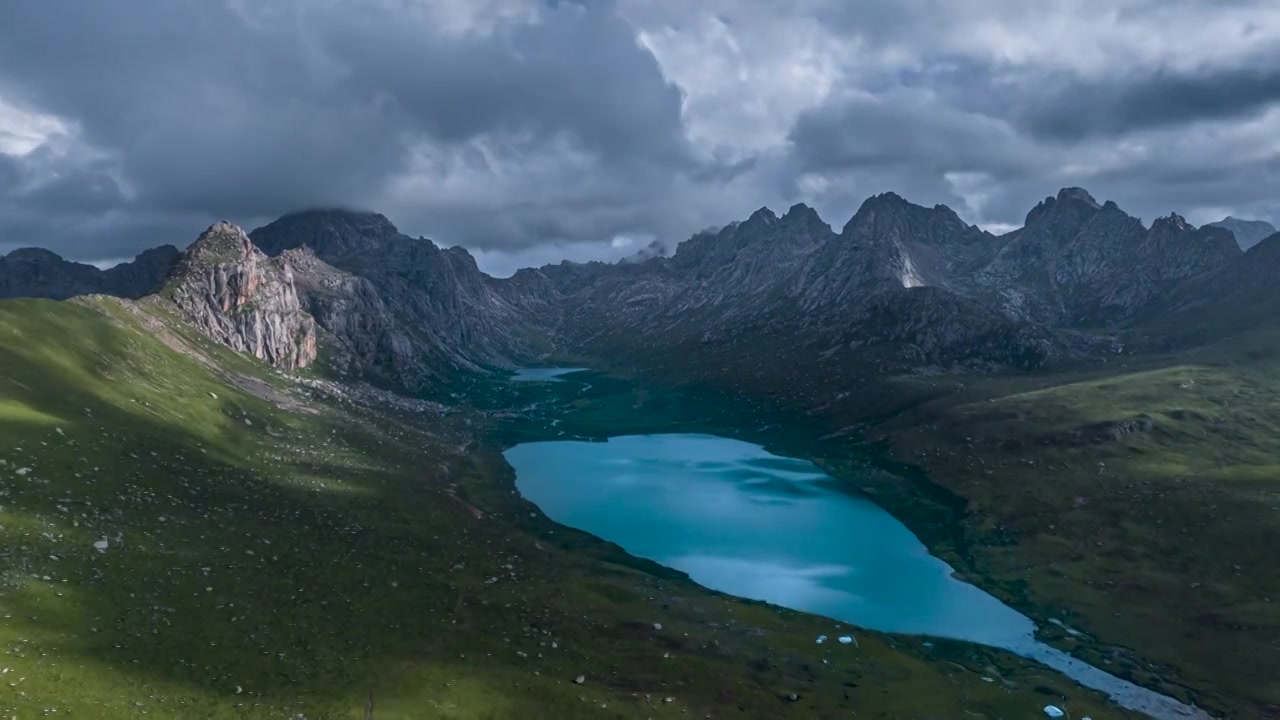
(0, 244, 179, 300)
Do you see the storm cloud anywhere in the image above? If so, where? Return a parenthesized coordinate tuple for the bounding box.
(1, 0, 1277, 273)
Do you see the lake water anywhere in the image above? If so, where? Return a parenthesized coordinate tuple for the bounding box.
(510, 367, 589, 382)
(505, 433, 1211, 720)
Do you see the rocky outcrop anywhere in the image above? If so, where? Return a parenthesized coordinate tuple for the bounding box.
(168, 222, 317, 370)
(0, 245, 179, 300)
(248, 209, 554, 391)
(1208, 216, 1277, 251)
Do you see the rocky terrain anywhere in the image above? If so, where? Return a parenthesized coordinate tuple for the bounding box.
(0, 244, 178, 300)
(540, 188, 1252, 379)
(166, 221, 317, 370)
(248, 209, 551, 391)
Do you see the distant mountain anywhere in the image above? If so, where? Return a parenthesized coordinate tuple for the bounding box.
(1207, 216, 1277, 251)
(0, 244, 179, 300)
(973, 189, 1240, 325)
(541, 188, 1246, 381)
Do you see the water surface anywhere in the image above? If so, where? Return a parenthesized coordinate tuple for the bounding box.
(505, 433, 1210, 720)
(510, 367, 589, 382)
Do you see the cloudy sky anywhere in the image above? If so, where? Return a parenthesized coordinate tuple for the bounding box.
(1, 0, 1278, 275)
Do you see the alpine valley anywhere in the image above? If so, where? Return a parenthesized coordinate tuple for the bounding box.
(2, 187, 1277, 719)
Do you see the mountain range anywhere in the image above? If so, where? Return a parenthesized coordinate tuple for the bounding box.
(1, 187, 1276, 395)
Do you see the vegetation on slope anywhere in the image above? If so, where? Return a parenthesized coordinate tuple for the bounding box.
(870, 331, 1280, 719)
(0, 297, 1131, 718)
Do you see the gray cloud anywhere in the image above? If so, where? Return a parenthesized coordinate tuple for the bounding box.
(2, 0, 1279, 268)
(0, 0, 696, 259)
(1022, 63, 1280, 141)
(788, 90, 1034, 177)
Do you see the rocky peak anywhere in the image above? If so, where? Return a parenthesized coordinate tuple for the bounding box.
(168, 222, 317, 370)
(842, 192, 980, 249)
(181, 221, 255, 265)
(744, 206, 779, 228)
(1024, 187, 1105, 228)
(1057, 187, 1101, 208)
(250, 208, 402, 259)
(4, 247, 64, 264)
(846, 192, 912, 226)
(1151, 213, 1190, 233)
(782, 202, 823, 223)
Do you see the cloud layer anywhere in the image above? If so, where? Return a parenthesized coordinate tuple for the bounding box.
(1, 0, 1277, 273)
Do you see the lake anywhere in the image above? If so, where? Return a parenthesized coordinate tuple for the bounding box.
(505, 433, 1211, 720)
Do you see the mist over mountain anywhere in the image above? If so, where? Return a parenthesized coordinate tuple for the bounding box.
(1208, 216, 1277, 251)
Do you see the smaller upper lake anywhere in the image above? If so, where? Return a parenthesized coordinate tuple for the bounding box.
(510, 367, 589, 382)
(506, 433, 1211, 720)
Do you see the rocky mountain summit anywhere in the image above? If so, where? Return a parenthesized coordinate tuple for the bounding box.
(0, 244, 179, 300)
(167, 222, 317, 370)
(1207, 216, 1277, 251)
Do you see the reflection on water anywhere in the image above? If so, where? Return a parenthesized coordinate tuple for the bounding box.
(505, 433, 1211, 720)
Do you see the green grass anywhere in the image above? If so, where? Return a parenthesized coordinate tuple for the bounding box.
(0, 297, 1136, 719)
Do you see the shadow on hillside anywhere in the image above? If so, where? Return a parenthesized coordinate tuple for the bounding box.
(0, 304, 504, 713)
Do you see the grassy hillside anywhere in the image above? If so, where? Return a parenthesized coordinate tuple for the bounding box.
(0, 296, 1132, 719)
(866, 331, 1280, 719)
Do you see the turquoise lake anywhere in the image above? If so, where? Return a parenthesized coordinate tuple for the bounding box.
(505, 432, 1211, 720)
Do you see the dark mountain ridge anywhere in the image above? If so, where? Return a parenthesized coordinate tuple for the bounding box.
(0, 187, 1265, 394)
(0, 244, 179, 300)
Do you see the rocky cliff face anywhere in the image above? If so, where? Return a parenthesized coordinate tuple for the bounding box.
(167, 222, 317, 370)
(248, 209, 551, 391)
(0, 245, 179, 300)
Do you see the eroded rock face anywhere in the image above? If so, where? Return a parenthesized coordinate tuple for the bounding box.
(168, 222, 317, 370)
(248, 209, 554, 391)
